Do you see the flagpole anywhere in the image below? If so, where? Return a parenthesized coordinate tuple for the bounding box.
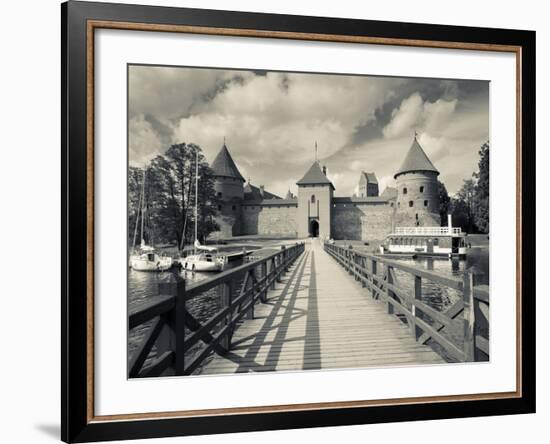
(315, 141, 318, 162)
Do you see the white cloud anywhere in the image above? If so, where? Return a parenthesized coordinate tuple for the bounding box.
(128, 66, 488, 196)
(128, 115, 163, 167)
(383, 93, 458, 140)
(383, 93, 424, 139)
(378, 175, 395, 194)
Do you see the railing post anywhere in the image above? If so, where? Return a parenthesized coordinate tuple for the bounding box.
(220, 278, 233, 352)
(463, 267, 480, 362)
(280, 245, 286, 271)
(341, 247, 345, 269)
(412, 276, 421, 340)
(371, 259, 377, 297)
(270, 257, 276, 289)
(246, 270, 255, 320)
(360, 257, 366, 287)
(260, 261, 268, 303)
(386, 265, 394, 314)
(157, 275, 186, 375)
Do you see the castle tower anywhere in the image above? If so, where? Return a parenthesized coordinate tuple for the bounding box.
(394, 136, 440, 227)
(358, 171, 379, 197)
(211, 142, 245, 236)
(296, 161, 334, 239)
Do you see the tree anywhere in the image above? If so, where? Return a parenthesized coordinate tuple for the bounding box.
(438, 180, 450, 226)
(473, 141, 489, 233)
(451, 178, 477, 233)
(128, 143, 219, 248)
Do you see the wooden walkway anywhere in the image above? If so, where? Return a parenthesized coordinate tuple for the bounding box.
(200, 239, 444, 374)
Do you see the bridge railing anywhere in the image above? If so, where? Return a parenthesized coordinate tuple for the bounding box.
(324, 242, 489, 362)
(128, 242, 306, 378)
(393, 226, 463, 236)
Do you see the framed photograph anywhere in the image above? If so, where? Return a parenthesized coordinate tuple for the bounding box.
(62, 1, 535, 442)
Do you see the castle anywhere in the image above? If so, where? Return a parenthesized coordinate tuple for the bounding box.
(211, 136, 441, 243)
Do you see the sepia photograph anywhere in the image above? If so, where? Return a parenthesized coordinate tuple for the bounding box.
(127, 64, 490, 378)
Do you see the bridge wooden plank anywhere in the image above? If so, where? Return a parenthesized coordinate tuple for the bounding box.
(200, 239, 444, 375)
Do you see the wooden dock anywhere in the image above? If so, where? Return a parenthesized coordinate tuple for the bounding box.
(128, 239, 489, 378)
(200, 240, 444, 374)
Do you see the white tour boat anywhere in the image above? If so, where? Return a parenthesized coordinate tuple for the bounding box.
(381, 216, 468, 258)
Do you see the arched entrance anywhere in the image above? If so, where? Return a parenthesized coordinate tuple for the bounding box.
(309, 219, 319, 237)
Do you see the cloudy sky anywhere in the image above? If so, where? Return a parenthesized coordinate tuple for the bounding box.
(128, 65, 489, 197)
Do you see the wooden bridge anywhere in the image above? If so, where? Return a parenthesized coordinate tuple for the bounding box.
(129, 239, 489, 378)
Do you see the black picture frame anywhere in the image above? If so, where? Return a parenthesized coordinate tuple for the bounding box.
(62, 1, 536, 442)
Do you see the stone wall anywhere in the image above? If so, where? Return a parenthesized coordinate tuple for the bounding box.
(213, 204, 241, 238)
(331, 202, 394, 243)
(241, 205, 259, 235)
(241, 204, 298, 237)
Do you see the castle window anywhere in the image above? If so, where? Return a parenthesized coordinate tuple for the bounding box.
(232, 205, 236, 211)
(390, 202, 394, 207)
(415, 213, 419, 220)
(217, 192, 222, 198)
(398, 202, 400, 208)
(311, 195, 315, 203)
(434, 238, 439, 246)
(403, 187, 408, 195)
(424, 200, 428, 207)
(420, 186, 424, 193)
(217, 204, 222, 211)
(409, 201, 414, 207)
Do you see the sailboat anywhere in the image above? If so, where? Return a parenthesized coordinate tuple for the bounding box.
(129, 168, 173, 272)
(181, 152, 226, 272)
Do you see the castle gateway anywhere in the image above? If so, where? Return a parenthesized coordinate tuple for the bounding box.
(211, 136, 441, 243)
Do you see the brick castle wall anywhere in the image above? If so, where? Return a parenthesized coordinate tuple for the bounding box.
(241, 205, 298, 237)
(331, 203, 394, 243)
(215, 202, 395, 241)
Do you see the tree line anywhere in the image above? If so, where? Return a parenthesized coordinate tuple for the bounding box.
(438, 141, 489, 233)
(129, 143, 219, 249)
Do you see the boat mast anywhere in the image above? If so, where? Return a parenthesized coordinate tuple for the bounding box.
(132, 170, 144, 251)
(140, 168, 146, 247)
(194, 150, 198, 255)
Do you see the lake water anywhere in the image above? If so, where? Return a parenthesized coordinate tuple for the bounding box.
(128, 245, 489, 370)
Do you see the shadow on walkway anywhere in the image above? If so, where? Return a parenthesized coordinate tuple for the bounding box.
(221, 251, 310, 372)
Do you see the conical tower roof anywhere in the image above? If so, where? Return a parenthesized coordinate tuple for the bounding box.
(296, 161, 335, 189)
(394, 137, 439, 179)
(211, 143, 245, 182)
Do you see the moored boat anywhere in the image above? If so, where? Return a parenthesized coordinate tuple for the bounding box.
(381, 216, 468, 258)
(181, 252, 225, 272)
(129, 168, 173, 271)
(130, 245, 173, 271)
(180, 151, 227, 272)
